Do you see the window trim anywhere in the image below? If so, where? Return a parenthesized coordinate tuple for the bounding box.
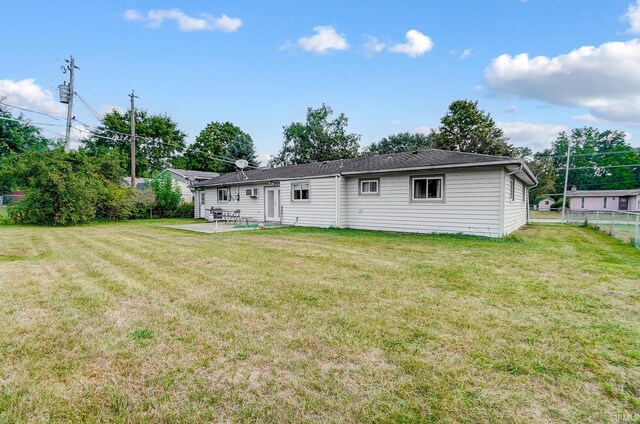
(522, 181, 526, 203)
(510, 177, 516, 202)
(200, 190, 205, 205)
(410, 175, 444, 202)
(604, 197, 608, 208)
(291, 181, 311, 202)
(358, 178, 380, 196)
(217, 188, 229, 203)
(580, 197, 585, 209)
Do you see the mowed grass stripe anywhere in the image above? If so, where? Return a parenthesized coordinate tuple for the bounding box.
(0, 220, 638, 422)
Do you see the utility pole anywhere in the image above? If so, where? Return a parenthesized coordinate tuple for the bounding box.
(129, 90, 138, 188)
(560, 138, 572, 223)
(61, 55, 79, 152)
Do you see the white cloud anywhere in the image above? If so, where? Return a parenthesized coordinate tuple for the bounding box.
(485, 39, 640, 123)
(123, 9, 143, 21)
(0, 79, 65, 117)
(257, 153, 273, 166)
(388, 119, 401, 125)
(460, 48, 472, 60)
(124, 9, 242, 32)
(624, 0, 640, 34)
(498, 121, 566, 150)
(414, 126, 435, 135)
(389, 30, 433, 57)
(504, 105, 517, 114)
(291, 26, 349, 54)
(572, 113, 597, 122)
(98, 104, 126, 116)
(363, 35, 386, 55)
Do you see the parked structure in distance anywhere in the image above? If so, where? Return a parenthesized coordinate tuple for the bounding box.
(191, 150, 536, 237)
(567, 186, 640, 212)
(123, 169, 220, 203)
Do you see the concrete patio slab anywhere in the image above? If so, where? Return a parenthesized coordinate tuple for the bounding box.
(162, 222, 283, 234)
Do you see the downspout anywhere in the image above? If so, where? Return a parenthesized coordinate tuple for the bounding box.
(335, 175, 339, 228)
(499, 168, 505, 237)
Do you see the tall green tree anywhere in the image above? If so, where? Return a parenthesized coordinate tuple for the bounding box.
(222, 133, 259, 173)
(182, 122, 256, 173)
(83, 109, 186, 176)
(432, 100, 517, 157)
(364, 132, 433, 155)
(0, 101, 50, 157)
(271, 104, 360, 166)
(540, 127, 640, 191)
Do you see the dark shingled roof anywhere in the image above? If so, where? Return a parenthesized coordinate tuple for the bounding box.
(166, 168, 220, 180)
(191, 149, 533, 187)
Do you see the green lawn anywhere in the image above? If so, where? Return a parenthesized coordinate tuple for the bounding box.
(0, 220, 638, 422)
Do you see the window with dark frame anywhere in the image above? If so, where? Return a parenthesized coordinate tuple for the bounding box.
(604, 197, 608, 208)
(510, 177, 515, 201)
(200, 191, 205, 205)
(412, 176, 443, 200)
(292, 182, 310, 201)
(359, 179, 379, 195)
(217, 188, 229, 202)
(581, 197, 585, 208)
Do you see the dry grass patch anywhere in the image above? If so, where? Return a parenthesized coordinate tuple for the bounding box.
(0, 220, 638, 422)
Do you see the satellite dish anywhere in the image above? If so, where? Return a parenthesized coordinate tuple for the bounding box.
(235, 159, 249, 169)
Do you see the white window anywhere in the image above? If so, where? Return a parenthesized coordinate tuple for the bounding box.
(217, 188, 229, 202)
(510, 177, 516, 201)
(200, 191, 205, 205)
(412, 176, 443, 201)
(581, 197, 585, 209)
(359, 179, 379, 195)
(292, 182, 310, 201)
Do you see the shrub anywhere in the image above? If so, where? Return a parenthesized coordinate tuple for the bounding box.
(97, 183, 136, 220)
(130, 188, 156, 219)
(551, 198, 570, 209)
(175, 202, 194, 218)
(2, 151, 102, 225)
(150, 173, 182, 218)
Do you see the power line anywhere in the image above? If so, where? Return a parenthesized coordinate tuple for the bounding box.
(559, 164, 640, 170)
(75, 92, 104, 123)
(0, 101, 64, 121)
(0, 116, 65, 127)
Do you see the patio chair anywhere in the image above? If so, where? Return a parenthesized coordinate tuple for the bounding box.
(229, 209, 241, 224)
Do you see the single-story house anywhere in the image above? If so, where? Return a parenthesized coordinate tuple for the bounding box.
(568, 186, 640, 211)
(190, 149, 536, 237)
(537, 196, 554, 211)
(162, 168, 220, 203)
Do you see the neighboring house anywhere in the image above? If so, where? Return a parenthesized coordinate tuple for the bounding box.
(163, 169, 220, 203)
(537, 196, 554, 211)
(122, 169, 220, 202)
(191, 149, 537, 237)
(122, 177, 149, 190)
(567, 186, 640, 212)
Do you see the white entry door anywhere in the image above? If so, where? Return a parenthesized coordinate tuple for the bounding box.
(199, 191, 208, 219)
(265, 188, 280, 221)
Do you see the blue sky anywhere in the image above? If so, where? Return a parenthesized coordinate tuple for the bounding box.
(2, 0, 639, 163)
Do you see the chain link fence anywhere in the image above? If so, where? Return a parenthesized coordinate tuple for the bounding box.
(566, 210, 640, 249)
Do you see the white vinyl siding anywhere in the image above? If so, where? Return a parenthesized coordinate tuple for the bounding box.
(339, 176, 348, 228)
(346, 168, 503, 237)
(504, 173, 528, 234)
(281, 177, 338, 227)
(194, 189, 202, 218)
(200, 184, 269, 220)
